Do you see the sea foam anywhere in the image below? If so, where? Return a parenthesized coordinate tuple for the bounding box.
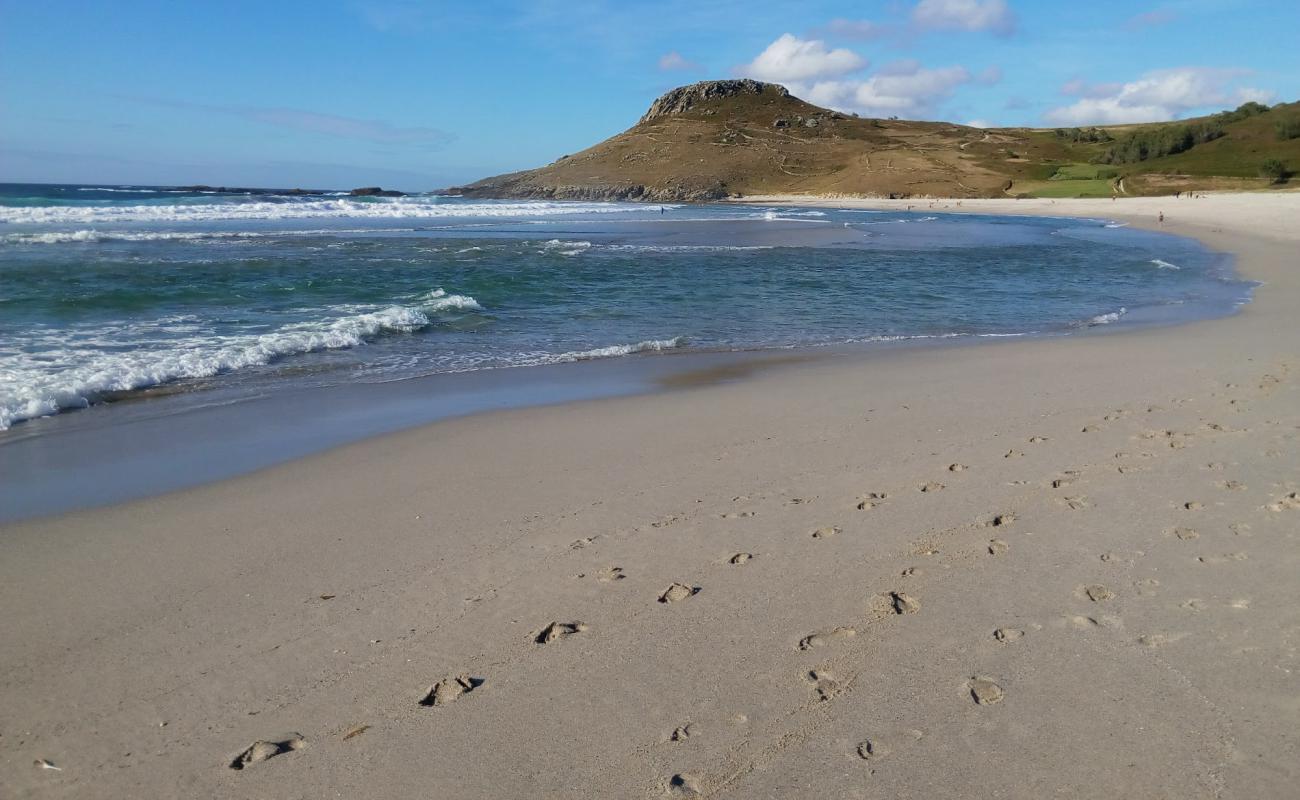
(0, 198, 648, 225)
(0, 290, 480, 430)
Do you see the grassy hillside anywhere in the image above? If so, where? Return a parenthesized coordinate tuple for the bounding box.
(453, 81, 1299, 201)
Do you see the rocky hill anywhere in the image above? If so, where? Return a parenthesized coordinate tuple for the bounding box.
(452, 80, 1299, 201)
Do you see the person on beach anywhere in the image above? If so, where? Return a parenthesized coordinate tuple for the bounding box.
(1159, 211, 1165, 223)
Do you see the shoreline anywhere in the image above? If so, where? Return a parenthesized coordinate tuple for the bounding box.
(2, 193, 1297, 798)
(0, 202, 1251, 523)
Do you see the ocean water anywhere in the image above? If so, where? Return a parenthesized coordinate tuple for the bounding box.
(0, 183, 1251, 433)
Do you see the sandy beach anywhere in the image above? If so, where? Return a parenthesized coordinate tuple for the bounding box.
(2, 193, 1298, 798)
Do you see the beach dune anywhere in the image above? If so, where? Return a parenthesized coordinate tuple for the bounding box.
(1, 194, 1298, 798)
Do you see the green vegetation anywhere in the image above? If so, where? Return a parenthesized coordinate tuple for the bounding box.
(1023, 179, 1116, 198)
(1095, 122, 1225, 165)
(1053, 126, 1112, 143)
(1049, 164, 1118, 181)
(1259, 158, 1288, 183)
(1275, 116, 1300, 140)
(1214, 101, 1270, 124)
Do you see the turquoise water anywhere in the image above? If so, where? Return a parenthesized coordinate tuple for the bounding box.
(0, 183, 1250, 431)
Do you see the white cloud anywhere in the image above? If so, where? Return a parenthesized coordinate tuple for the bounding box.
(658, 51, 699, 71)
(966, 119, 994, 128)
(976, 65, 1003, 85)
(737, 33, 867, 83)
(1045, 67, 1274, 125)
(797, 62, 973, 119)
(911, 0, 1016, 35)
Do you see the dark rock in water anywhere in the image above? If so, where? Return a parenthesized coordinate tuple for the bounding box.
(349, 187, 406, 197)
(640, 79, 788, 123)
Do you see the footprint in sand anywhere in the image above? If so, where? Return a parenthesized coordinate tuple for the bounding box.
(1197, 553, 1248, 564)
(885, 591, 920, 615)
(1204, 462, 1226, 471)
(720, 510, 755, 519)
(1137, 633, 1179, 648)
(993, 627, 1024, 643)
(1081, 425, 1102, 433)
(1169, 527, 1199, 540)
(1182, 599, 1207, 612)
(1051, 475, 1077, 489)
(985, 512, 1016, 528)
(949, 463, 968, 472)
(807, 669, 842, 701)
(729, 552, 753, 565)
(595, 566, 626, 582)
(667, 773, 704, 796)
(857, 738, 892, 761)
(229, 734, 306, 770)
(659, 583, 700, 603)
(798, 627, 857, 650)
(811, 526, 841, 539)
(1029, 436, 1049, 444)
(1183, 501, 1204, 511)
(1059, 496, 1089, 510)
(419, 675, 483, 707)
(534, 621, 588, 644)
(1133, 578, 1160, 597)
(1266, 492, 1300, 512)
(1079, 584, 1115, 602)
(968, 676, 1004, 705)
(1230, 522, 1252, 537)
(987, 539, 1009, 556)
(1004, 449, 1025, 459)
(669, 724, 696, 743)
(919, 481, 945, 493)
(856, 492, 888, 510)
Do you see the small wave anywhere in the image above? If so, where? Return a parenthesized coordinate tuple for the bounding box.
(555, 337, 686, 362)
(1104, 221, 1129, 228)
(75, 187, 164, 193)
(540, 239, 593, 256)
(418, 288, 482, 312)
(602, 244, 774, 252)
(1150, 259, 1181, 270)
(1086, 307, 1127, 326)
(0, 227, 437, 245)
(760, 209, 827, 221)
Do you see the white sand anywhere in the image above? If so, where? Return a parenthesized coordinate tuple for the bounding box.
(2, 193, 1298, 798)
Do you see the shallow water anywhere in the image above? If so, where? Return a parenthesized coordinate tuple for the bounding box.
(0, 183, 1250, 434)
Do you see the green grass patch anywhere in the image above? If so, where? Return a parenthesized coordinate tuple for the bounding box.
(1019, 179, 1117, 198)
(1049, 163, 1118, 181)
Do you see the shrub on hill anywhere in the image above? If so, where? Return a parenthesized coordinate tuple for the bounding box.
(1094, 122, 1224, 165)
(1275, 116, 1300, 141)
(1259, 158, 1288, 183)
(1053, 127, 1112, 143)
(1214, 101, 1270, 124)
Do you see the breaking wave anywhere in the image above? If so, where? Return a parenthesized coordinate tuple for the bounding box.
(0, 290, 481, 430)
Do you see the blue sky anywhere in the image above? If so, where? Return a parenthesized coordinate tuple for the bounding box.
(2, 0, 1296, 189)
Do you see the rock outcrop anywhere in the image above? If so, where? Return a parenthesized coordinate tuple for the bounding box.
(638, 79, 788, 123)
(349, 187, 405, 197)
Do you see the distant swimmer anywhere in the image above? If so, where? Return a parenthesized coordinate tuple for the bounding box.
(1158, 211, 1165, 223)
(660, 206, 664, 215)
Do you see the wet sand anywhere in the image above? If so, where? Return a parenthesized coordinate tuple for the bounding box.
(1, 193, 1297, 798)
